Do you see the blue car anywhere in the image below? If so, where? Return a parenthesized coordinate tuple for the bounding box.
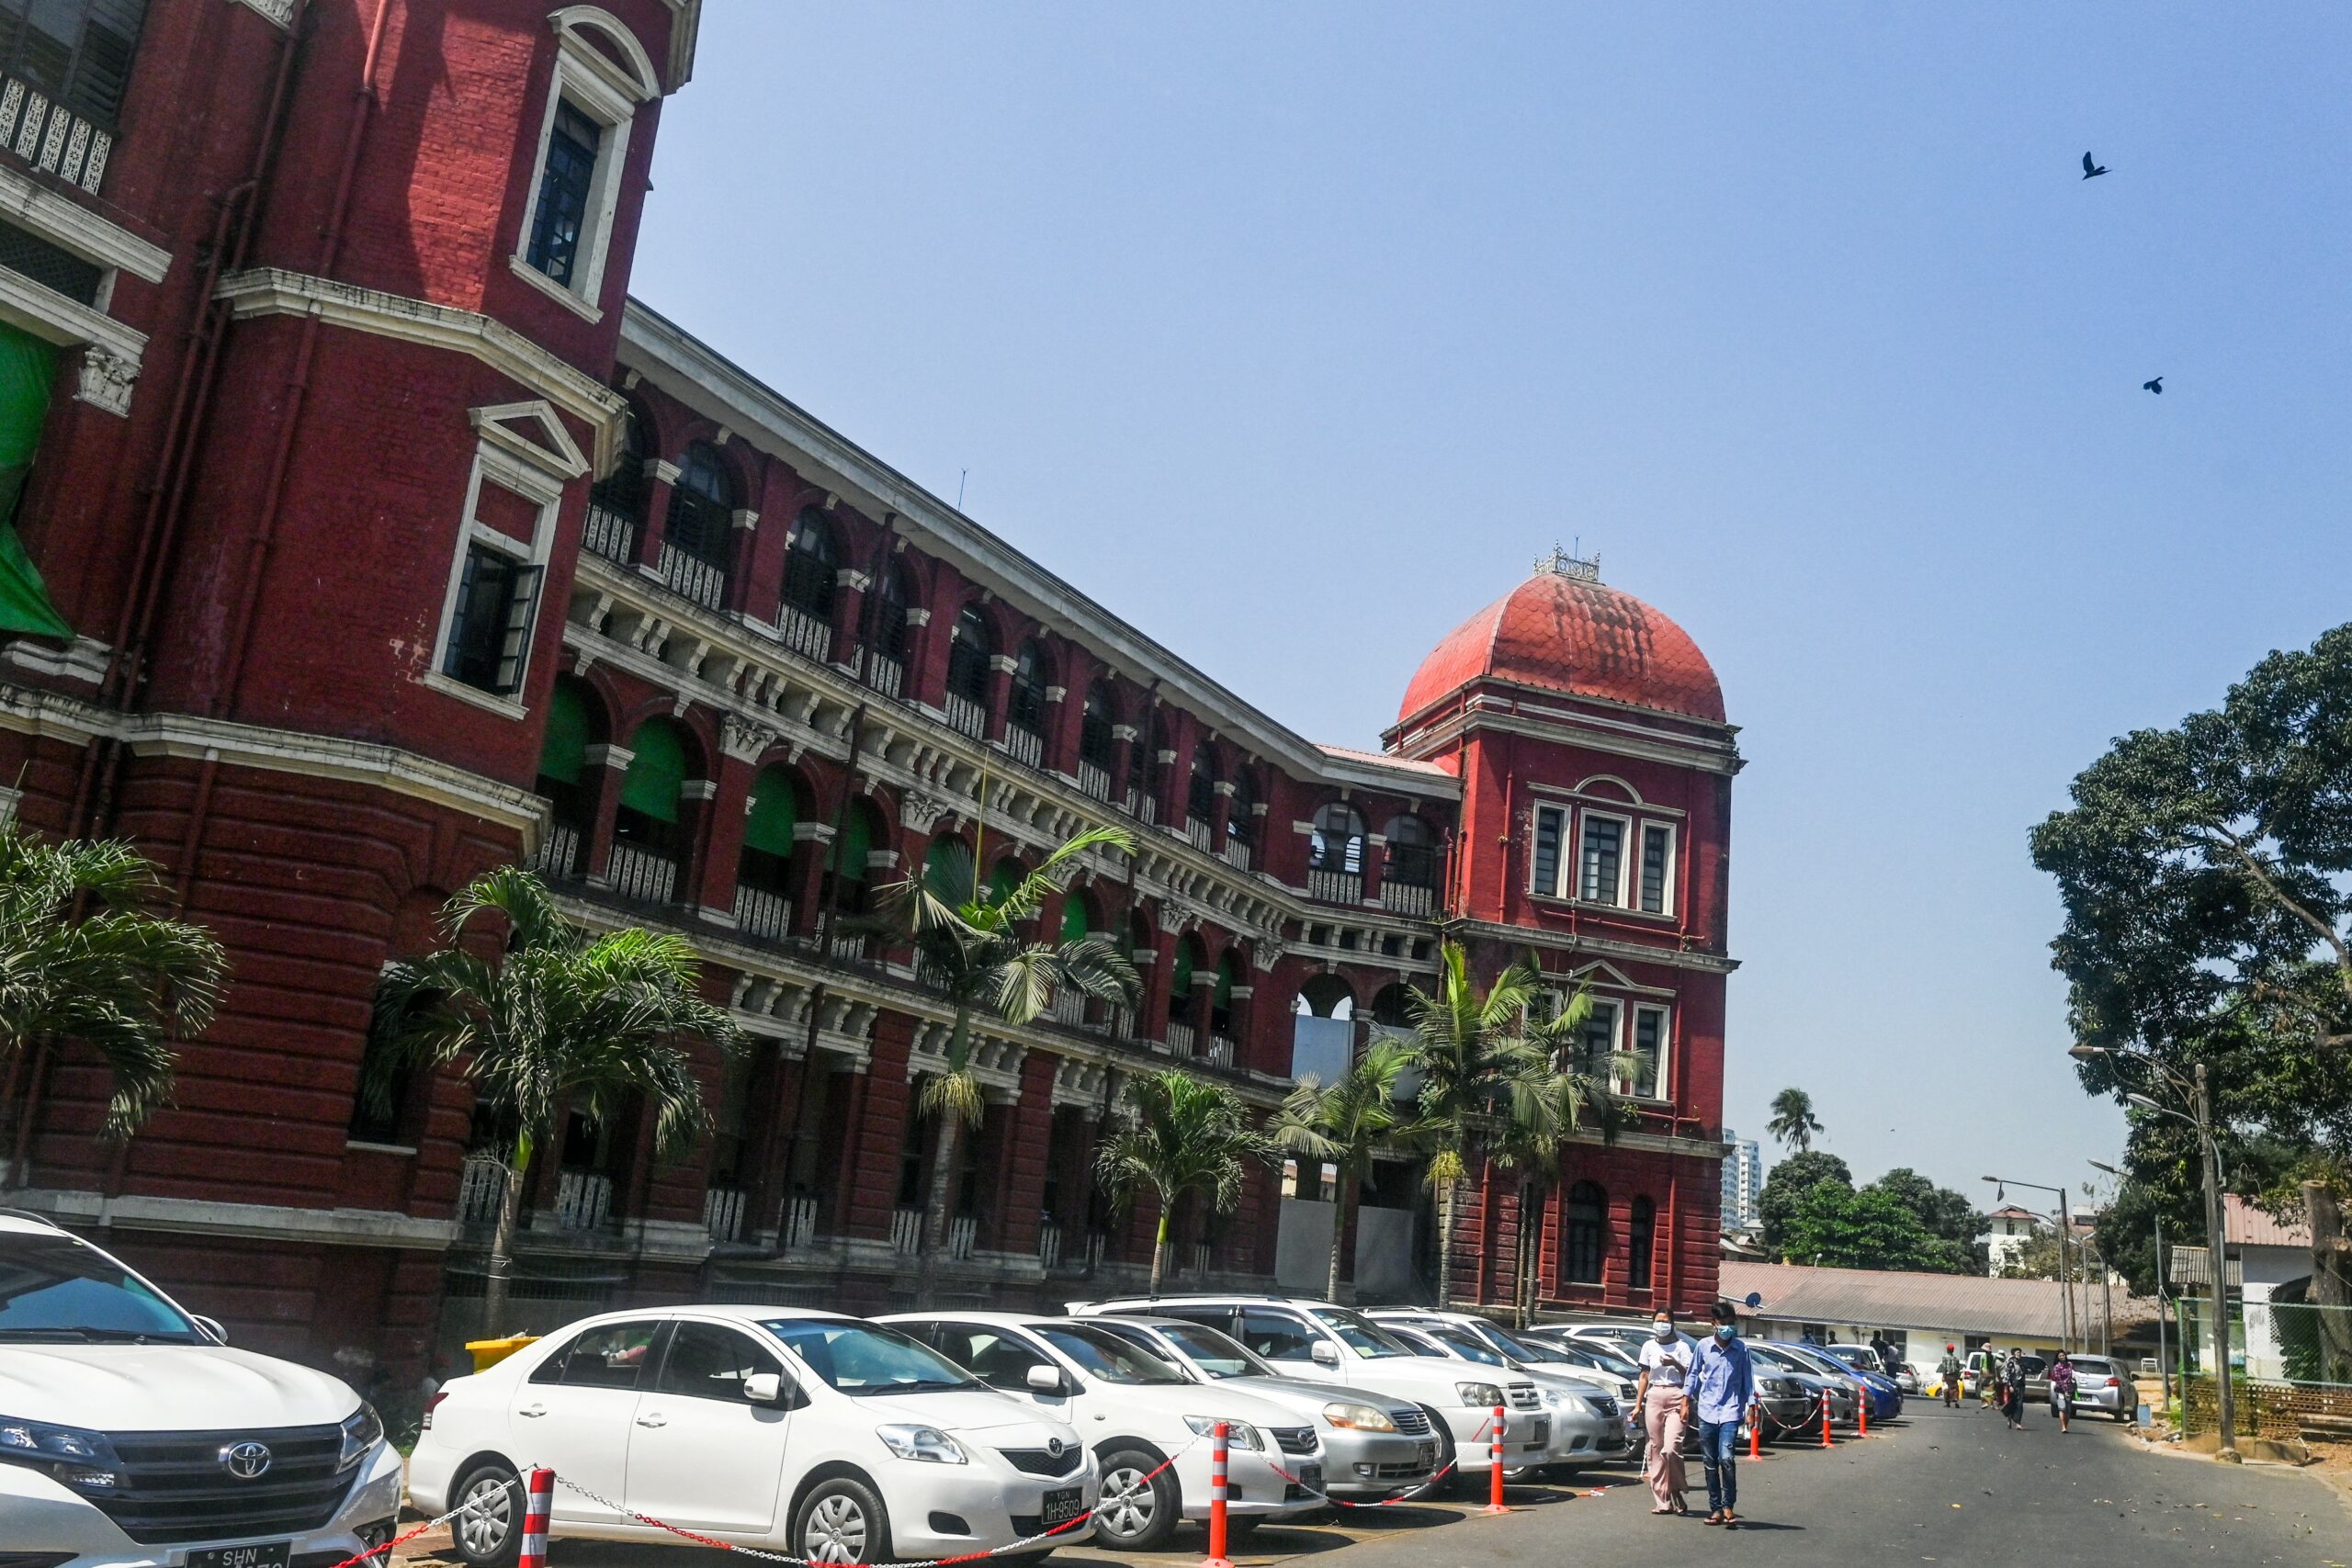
(1775, 1341, 1904, 1421)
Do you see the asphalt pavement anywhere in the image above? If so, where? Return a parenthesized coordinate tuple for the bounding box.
(395, 1402, 2352, 1568)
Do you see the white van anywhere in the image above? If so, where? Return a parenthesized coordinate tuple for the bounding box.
(0, 1211, 402, 1568)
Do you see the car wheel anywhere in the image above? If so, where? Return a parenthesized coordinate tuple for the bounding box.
(795, 1475, 893, 1566)
(1092, 1446, 1181, 1551)
(448, 1461, 523, 1568)
(1403, 1409, 1457, 1502)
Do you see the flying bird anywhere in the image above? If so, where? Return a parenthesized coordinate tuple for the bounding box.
(2143, 377, 2163, 395)
(2082, 152, 2109, 179)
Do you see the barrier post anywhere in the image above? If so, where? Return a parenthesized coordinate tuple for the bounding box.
(1201, 1422, 1233, 1568)
(519, 1468, 553, 1568)
(1485, 1404, 1510, 1514)
(1857, 1389, 1869, 1437)
(1748, 1410, 1761, 1460)
(1819, 1390, 1833, 1448)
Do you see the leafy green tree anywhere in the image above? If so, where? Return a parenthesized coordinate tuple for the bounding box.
(1757, 1150, 1851, 1259)
(1766, 1087, 1825, 1153)
(364, 867, 742, 1332)
(1781, 1181, 1972, 1273)
(1268, 1040, 1411, 1303)
(2030, 622, 2352, 1311)
(865, 822, 1137, 1271)
(1095, 1068, 1267, 1293)
(1867, 1168, 1988, 1271)
(0, 822, 226, 1139)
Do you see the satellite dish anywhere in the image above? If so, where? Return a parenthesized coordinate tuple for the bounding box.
(1745, 1292, 1763, 1309)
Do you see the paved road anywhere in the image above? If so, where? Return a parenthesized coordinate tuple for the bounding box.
(396, 1403, 2352, 1567)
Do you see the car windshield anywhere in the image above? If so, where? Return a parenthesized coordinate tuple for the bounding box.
(762, 1320, 981, 1395)
(1583, 1345, 1641, 1377)
(1491, 1330, 1576, 1364)
(1747, 1345, 1811, 1374)
(1031, 1324, 1189, 1384)
(1149, 1322, 1275, 1381)
(1822, 1347, 1872, 1367)
(1781, 1345, 1860, 1378)
(0, 1236, 203, 1343)
(1307, 1307, 1413, 1359)
(1430, 1327, 1507, 1365)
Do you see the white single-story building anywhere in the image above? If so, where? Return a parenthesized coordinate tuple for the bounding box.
(1721, 1260, 2155, 1371)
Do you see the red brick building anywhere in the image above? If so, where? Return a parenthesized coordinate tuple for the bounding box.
(0, 1, 1739, 1390)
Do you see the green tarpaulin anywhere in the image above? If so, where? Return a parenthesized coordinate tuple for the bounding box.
(619, 721, 686, 823)
(1060, 894, 1091, 944)
(744, 770, 797, 857)
(0, 322, 69, 640)
(537, 682, 590, 785)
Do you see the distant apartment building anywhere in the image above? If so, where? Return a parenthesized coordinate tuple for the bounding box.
(1721, 1132, 1762, 1232)
(1984, 1204, 2041, 1275)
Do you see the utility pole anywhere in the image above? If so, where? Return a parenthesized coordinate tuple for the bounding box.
(2155, 1211, 2169, 1406)
(2195, 1063, 2239, 1461)
(2058, 1188, 2077, 1355)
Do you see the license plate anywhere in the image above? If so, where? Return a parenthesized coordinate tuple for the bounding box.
(1414, 1440, 1437, 1465)
(188, 1547, 290, 1568)
(1530, 1417, 1550, 1445)
(1042, 1485, 1085, 1526)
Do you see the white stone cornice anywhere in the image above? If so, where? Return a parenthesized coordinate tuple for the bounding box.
(1447, 917, 1738, 976)
(0, 161, 170, 281)
(15, 1187, 458, 1250)
(217, 268, 628, 473)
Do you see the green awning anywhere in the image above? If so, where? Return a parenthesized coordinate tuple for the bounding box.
(1215, 955, 1238, 1009)
(1059, 895, 1091, 944)
(620, 721, 686, 823)
(832, 802, 875, 881)
(537, 682, 590, 785)
(0, 323, 68, 640)
(745, 769, 797, 857)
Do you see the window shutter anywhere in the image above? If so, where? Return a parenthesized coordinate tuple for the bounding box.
(442, 547, 484, 680)
(1531, 807, 1564, 896)
(493, 562, 544, 694)
(744, 771, 798, 857)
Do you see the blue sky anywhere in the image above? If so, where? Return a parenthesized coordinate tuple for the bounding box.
(628, 4, 2352, 1213)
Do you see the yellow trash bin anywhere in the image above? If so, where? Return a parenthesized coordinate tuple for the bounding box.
(466, 1334, 540, 1373)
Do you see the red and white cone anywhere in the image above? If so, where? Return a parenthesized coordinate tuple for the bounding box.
(1485, 1404, 1510, 1514)
(1200, 1422, 1234, 1568)
(518, 1468, 553, 1568)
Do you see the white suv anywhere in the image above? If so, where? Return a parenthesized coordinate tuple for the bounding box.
(0, 1211, 401, 1568)
(410, 1306, 1098, 1565)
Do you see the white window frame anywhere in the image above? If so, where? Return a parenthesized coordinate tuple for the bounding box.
(1577, 809, 1632, 907)
(1531, 803, 1570, 898)
(1575, 996, 1622, 1078)
(512, 9, 661, 321)
(1635, 820, 1678, 917)
(1628, 1003, 1672, 1100)
(426, 404, 586, 717)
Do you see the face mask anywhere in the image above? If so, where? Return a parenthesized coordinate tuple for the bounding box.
(1714, 1324, 1736, 1342)
(1653, 1321, 1673, 1340)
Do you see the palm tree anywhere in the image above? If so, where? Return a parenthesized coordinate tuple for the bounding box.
(1268, 1040, 1410, 1302)
(1489, 995, 1624, 1326)
(362, 866, 743, 1333)
(0, 822, 225, 1145)
(865, 817, 1138, 1270)
(1095, 1067, 1267, 1293)
(1400, 940, 1559, 1309)
(1767, 1087, 1824, 1153)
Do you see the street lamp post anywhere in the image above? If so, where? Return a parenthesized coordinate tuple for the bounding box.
(1984, 1175, 2077, 1352)
(2089, 1157, 2167, 1406)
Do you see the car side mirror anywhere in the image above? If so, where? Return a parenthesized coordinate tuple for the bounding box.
(743, 1372, 787, 1406)
(1027, 1364, 1065, 1394)
(192, 1315, 227, 1345)
(1310, 1342, 1340, 1368)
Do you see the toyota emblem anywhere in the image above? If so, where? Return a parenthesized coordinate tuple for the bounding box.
(221, 1441, 273, 1480)
(1046, 1438, 1065, 1458)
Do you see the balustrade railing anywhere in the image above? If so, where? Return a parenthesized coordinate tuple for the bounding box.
(457, 1154, 507, 1226)
(1206, 1035, 1237, 1069)
(1050, 989, 1088, 1028)
(1220, 839, 1253, 873)
(1183, 818, 1212, 852)
(1381, 881, 1438, 918)
(948, 1215, 978, 1260)
(943, 691, 989, 739)
(780, 1193, 823, 1249)
(583, 502, 639, 564)
(660, 542, 729, 611)
(0, 76, 116, 194)
(1166, 1021, 1195, 1055)
(605, 840, 678, 906)
(1189, 1242, 1213, 1280)
(533, 821, 582, 879)
(866, 653, 905, 699)
(829, 929, 871, 964)
(734, 884, 792, 942)
(1306, 867, 1363, 906)
(705, 1185, 748, 1243)
(1076, 760, 1112, 801)
(1137, 794, 1158, 827)
(1038, 1219, 1063, 1269)
(554, 1170, 614, 1232)
(775, 603, 833, 664)
(1004, 725, 1046, 768)
(889, 1206, 923, 1254)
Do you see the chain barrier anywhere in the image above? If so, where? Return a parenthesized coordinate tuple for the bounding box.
(1254, 1412, 1491, 1510)
(314, 1485, 515, 1568)
(543, 1435, 1203, 1568)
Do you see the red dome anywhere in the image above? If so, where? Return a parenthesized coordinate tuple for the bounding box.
(1399, 567, 1725, 725)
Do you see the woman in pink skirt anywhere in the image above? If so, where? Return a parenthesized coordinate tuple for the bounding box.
(1634, 1311, 1696, 1515)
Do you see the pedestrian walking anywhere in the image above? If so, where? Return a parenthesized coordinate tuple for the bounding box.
(1937, 1344, 1962, 1407)
(1635, 1310, 1695, 1516)
(2049, 1350, 2075, 1434)
(1685, 1301, 1758, 1529)
(2000, 1348, 2028, 1430)
(1870, 1332, 1900, 1376)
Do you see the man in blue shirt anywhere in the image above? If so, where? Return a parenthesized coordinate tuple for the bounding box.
(1681, 1300, 1757, 1528)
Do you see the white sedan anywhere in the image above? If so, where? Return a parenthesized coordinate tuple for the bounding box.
(409, 1306, 1098, 1565)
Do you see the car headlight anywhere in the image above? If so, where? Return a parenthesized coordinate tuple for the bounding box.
(1320, 1402, 1397, 1432)
(1455, 1382, 1504, 1408)
(0, 1416, 124, 1494)
(337, 1404, 384, 1473)
(1184, 1416, 1262, 1450)
(876, 1424, 968, 1464)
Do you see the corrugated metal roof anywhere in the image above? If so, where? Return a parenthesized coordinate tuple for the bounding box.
(1720, 1261, 2156, 1342)
(2224, 1194, 2312, 1249)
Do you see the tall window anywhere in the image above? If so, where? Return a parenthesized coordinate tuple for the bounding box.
(1008, 640, 1051, 739)
(526, 102, 602, 287)
(1639, 823, 1674, 914)
(1578, 814, 1625, 904)
(1627, 1197, 1656, 1291)
(782, 511, 838, 622)
(1565, 1181, 1606, 1285)
(1079, 684, 1115, 771)
(739, 768, 800, 898)
(585, 400, 648, 560)
(1628, 1005, 1669, 1099)
(0, 0, 151, 128)
(1531, 805, 1566, 897)
(665, 443, 734, 568)
(946, 606, 993, 704)
(1186, 744, 1216, 824)
(442, 543, 542, 696)
(615, 719, 688, 857)
(1577, 998, 1621, 1078)
(1309, 803, 1365, 874)
(1226, 770, 1256, 849)
(1384, 814, 1437, 887)
(867, 561, 911, 665)
(534, 678, 598, 846)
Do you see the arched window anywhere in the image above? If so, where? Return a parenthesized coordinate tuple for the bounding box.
(1383, 815, 1437, 886)
(736, 767, 801, 940)
(1169, 935, 1205, 1028)
(1079, 682, 1116, 792)
(532, 675, 602, 874)
(866, 559, 913, 692)
(1227, 769, 1257, 849)
(611, 717, 691, 904)
(1008, 640, 1052, 747)
(586, 400, 648, 559)
(1627, 1196, 1657, 1292)
(1187, 744, 1217, 827)
(923, 832, 974, 902)
(1565, 1181, 1607, 1286)
(662, 442, 734, 609)
(831, 798, 886, 914)
(1059, 890, 1098, 945)
(782, 510, 839, 623)
(944, 605, 994, 735)
(1309, 803, 1365, 876)
(1368, 982, 1412, 1030)
(988, 856, 1026, 908)
(1210, 952, 1241, 1037)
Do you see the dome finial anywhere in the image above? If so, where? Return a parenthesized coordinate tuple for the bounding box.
(1535, 540, 1601, 583)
